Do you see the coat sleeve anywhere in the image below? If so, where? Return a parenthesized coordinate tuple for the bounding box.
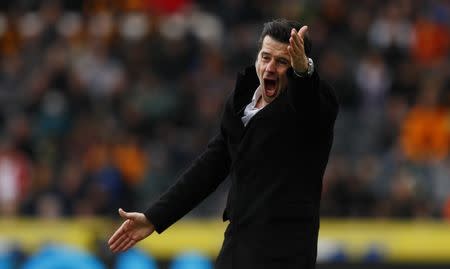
(144, 127, 231, 233)
(286, 68, 339, 127)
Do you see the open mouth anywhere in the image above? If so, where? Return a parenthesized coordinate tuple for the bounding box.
(264, 78, 278, 97)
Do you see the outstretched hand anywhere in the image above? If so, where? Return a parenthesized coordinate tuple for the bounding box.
(287, 26, 309, 74)
(108, 208, 155, 253)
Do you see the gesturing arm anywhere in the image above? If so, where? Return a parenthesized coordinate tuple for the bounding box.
(108, 129, 231, 253)
(286, 26, 338, 119)
(144, 130, 231, 233)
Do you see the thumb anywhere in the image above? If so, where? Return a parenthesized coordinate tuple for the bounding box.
(118, 208, 134, 220)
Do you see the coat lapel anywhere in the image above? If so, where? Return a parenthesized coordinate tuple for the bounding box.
(232, 66, 259, 117)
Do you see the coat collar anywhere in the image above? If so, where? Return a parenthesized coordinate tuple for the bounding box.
(232, 65, 260, 115)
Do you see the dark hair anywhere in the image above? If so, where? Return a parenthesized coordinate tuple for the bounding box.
(257, 19, 312, 56)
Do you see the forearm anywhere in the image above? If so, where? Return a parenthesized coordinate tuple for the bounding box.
(144, 132, 231, 233)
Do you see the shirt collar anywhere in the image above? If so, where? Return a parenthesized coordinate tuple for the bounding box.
(250, 86, 262, 108)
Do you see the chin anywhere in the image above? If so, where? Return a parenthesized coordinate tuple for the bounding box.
(264, 89, 280, 101)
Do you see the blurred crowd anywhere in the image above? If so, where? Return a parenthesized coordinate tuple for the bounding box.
(0, 0, 449, 220)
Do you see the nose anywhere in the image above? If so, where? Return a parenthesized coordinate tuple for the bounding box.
(266, 59, 276, 72)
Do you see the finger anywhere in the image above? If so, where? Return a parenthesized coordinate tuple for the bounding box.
(287, 45, 295, 60)
(121, 239, 137, 252)
(290, 29, 303, 48)
(109, 232, 129, 250)
(108, 221, 127, 245)
(111, 237, 130, 253)
(289, 35, 302, 55)
(112, 235, 132, 253)
(290, 33, 305, 58)
(297, 25, 308, 40)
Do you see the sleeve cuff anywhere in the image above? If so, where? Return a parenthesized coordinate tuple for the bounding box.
(293, 68, 307, 78)
(293, 58, 314, 78)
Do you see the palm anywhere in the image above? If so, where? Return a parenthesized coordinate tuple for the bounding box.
(287, 26, 309, 73)
(108, 209, 155, 253)
(123, 218, 153, 239)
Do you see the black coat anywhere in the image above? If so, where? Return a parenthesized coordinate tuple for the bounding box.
(145, 66, 339, 269)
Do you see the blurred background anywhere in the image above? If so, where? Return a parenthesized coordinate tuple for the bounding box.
(0, 0, 449, 268)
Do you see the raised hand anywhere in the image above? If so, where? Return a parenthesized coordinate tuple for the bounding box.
(108, 208, 155, 253)
(287, 26, 309, 74)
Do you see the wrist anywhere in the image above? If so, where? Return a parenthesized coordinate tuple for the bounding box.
(294, 58, 314, 77)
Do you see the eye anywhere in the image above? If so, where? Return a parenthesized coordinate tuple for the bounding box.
(277, 59, 289, 65)
(261, 55, 270, 61)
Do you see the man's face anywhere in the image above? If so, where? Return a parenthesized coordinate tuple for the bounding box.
(255, 35, 291, 104)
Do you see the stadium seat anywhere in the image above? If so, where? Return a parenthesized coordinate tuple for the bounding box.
(21, 245, 106, 269)
(0, 252, 13, 269)
(169, 251, 212, 269)
(115, 248, 158, 269)
(363, 244, 385, 263)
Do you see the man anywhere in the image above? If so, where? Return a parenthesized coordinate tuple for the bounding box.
(108, 19, 338, 268)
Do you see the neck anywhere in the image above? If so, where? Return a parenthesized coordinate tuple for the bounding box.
(256, 96, 268, 109)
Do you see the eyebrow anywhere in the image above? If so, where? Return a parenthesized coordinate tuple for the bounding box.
(261, 51, 289, 62)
